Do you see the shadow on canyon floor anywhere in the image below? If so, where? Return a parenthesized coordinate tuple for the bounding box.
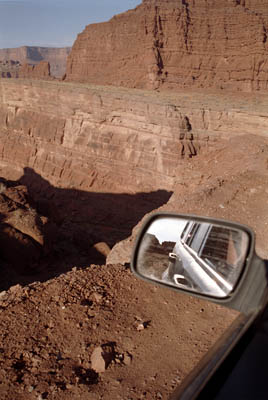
(0, 167, 172, 290)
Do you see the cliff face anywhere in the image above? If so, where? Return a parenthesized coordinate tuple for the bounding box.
(0, 46, 71, 77)
(1, 80, 268, 194)
(0, 80, 200, 192)
(66, 0, 268, 92)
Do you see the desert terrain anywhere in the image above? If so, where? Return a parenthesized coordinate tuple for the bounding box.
(0, 0, 268, 399)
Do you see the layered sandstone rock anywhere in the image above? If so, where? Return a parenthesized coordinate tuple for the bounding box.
(0, 80, 199, 193)
(66, 0, 268, 92)
(19, 61, 51, 80)
(1, 80, 268, 194)
(0, 46, 71, 77)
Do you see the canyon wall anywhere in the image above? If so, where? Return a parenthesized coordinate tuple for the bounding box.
(66, 0, 268, 92)
(1, 80, 268, 194)
(0, 46, 71, 77)
(0, 80, 198, 192)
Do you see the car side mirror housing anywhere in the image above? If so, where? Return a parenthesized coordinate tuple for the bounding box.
(131, 213, 268, 315)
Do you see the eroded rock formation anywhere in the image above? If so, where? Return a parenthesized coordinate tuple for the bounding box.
(66, 0, 268, 92)
(0, 46, 71, 77)
(19, 61, 51, 80)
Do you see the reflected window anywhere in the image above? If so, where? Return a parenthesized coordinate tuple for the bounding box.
(201, 226, 229, 260)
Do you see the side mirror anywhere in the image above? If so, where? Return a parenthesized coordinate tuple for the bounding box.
(131, 213, 267, 314)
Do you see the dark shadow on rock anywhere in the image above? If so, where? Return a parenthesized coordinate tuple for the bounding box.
(0, 167, 172, 290)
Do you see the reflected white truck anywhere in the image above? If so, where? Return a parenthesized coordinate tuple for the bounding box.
(162, 221, 243, 297)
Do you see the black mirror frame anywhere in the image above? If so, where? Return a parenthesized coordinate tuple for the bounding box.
(131, 212, 268, 315)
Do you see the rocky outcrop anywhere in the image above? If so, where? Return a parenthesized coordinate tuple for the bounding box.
(0, 46, 71, 77)
(0, 179, 53, 273)
(19, 61, 51, 80)
(66, 0, 268, 92)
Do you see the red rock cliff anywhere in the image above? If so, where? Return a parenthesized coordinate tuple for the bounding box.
(66, 0, 268, 92)
(1, 80, 268, 194)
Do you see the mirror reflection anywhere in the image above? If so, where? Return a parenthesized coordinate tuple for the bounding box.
(136, 217, 249, 298)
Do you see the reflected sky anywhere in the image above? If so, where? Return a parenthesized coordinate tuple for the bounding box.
(147, 218, 187, 244)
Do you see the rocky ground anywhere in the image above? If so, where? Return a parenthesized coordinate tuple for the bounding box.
(0, 128, 267, 399)
(0, 264, 237, 400)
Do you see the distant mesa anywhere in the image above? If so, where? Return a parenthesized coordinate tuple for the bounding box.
(65, 0, 268, 92)
(0, 46, 71, 79)
(19, 61, 51, 80)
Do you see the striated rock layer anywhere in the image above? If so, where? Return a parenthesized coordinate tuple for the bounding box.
(66, 0, 268, 92)
(1, 80, 268, 194)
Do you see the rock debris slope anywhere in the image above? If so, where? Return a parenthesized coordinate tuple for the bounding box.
(66, 0, 268, 92)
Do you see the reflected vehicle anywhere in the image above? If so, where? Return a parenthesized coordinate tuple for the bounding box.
(135, 216, 249, 298)
(162, 221, 248, 297)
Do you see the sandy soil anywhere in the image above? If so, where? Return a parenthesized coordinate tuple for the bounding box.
(0, 264, 238, 400)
